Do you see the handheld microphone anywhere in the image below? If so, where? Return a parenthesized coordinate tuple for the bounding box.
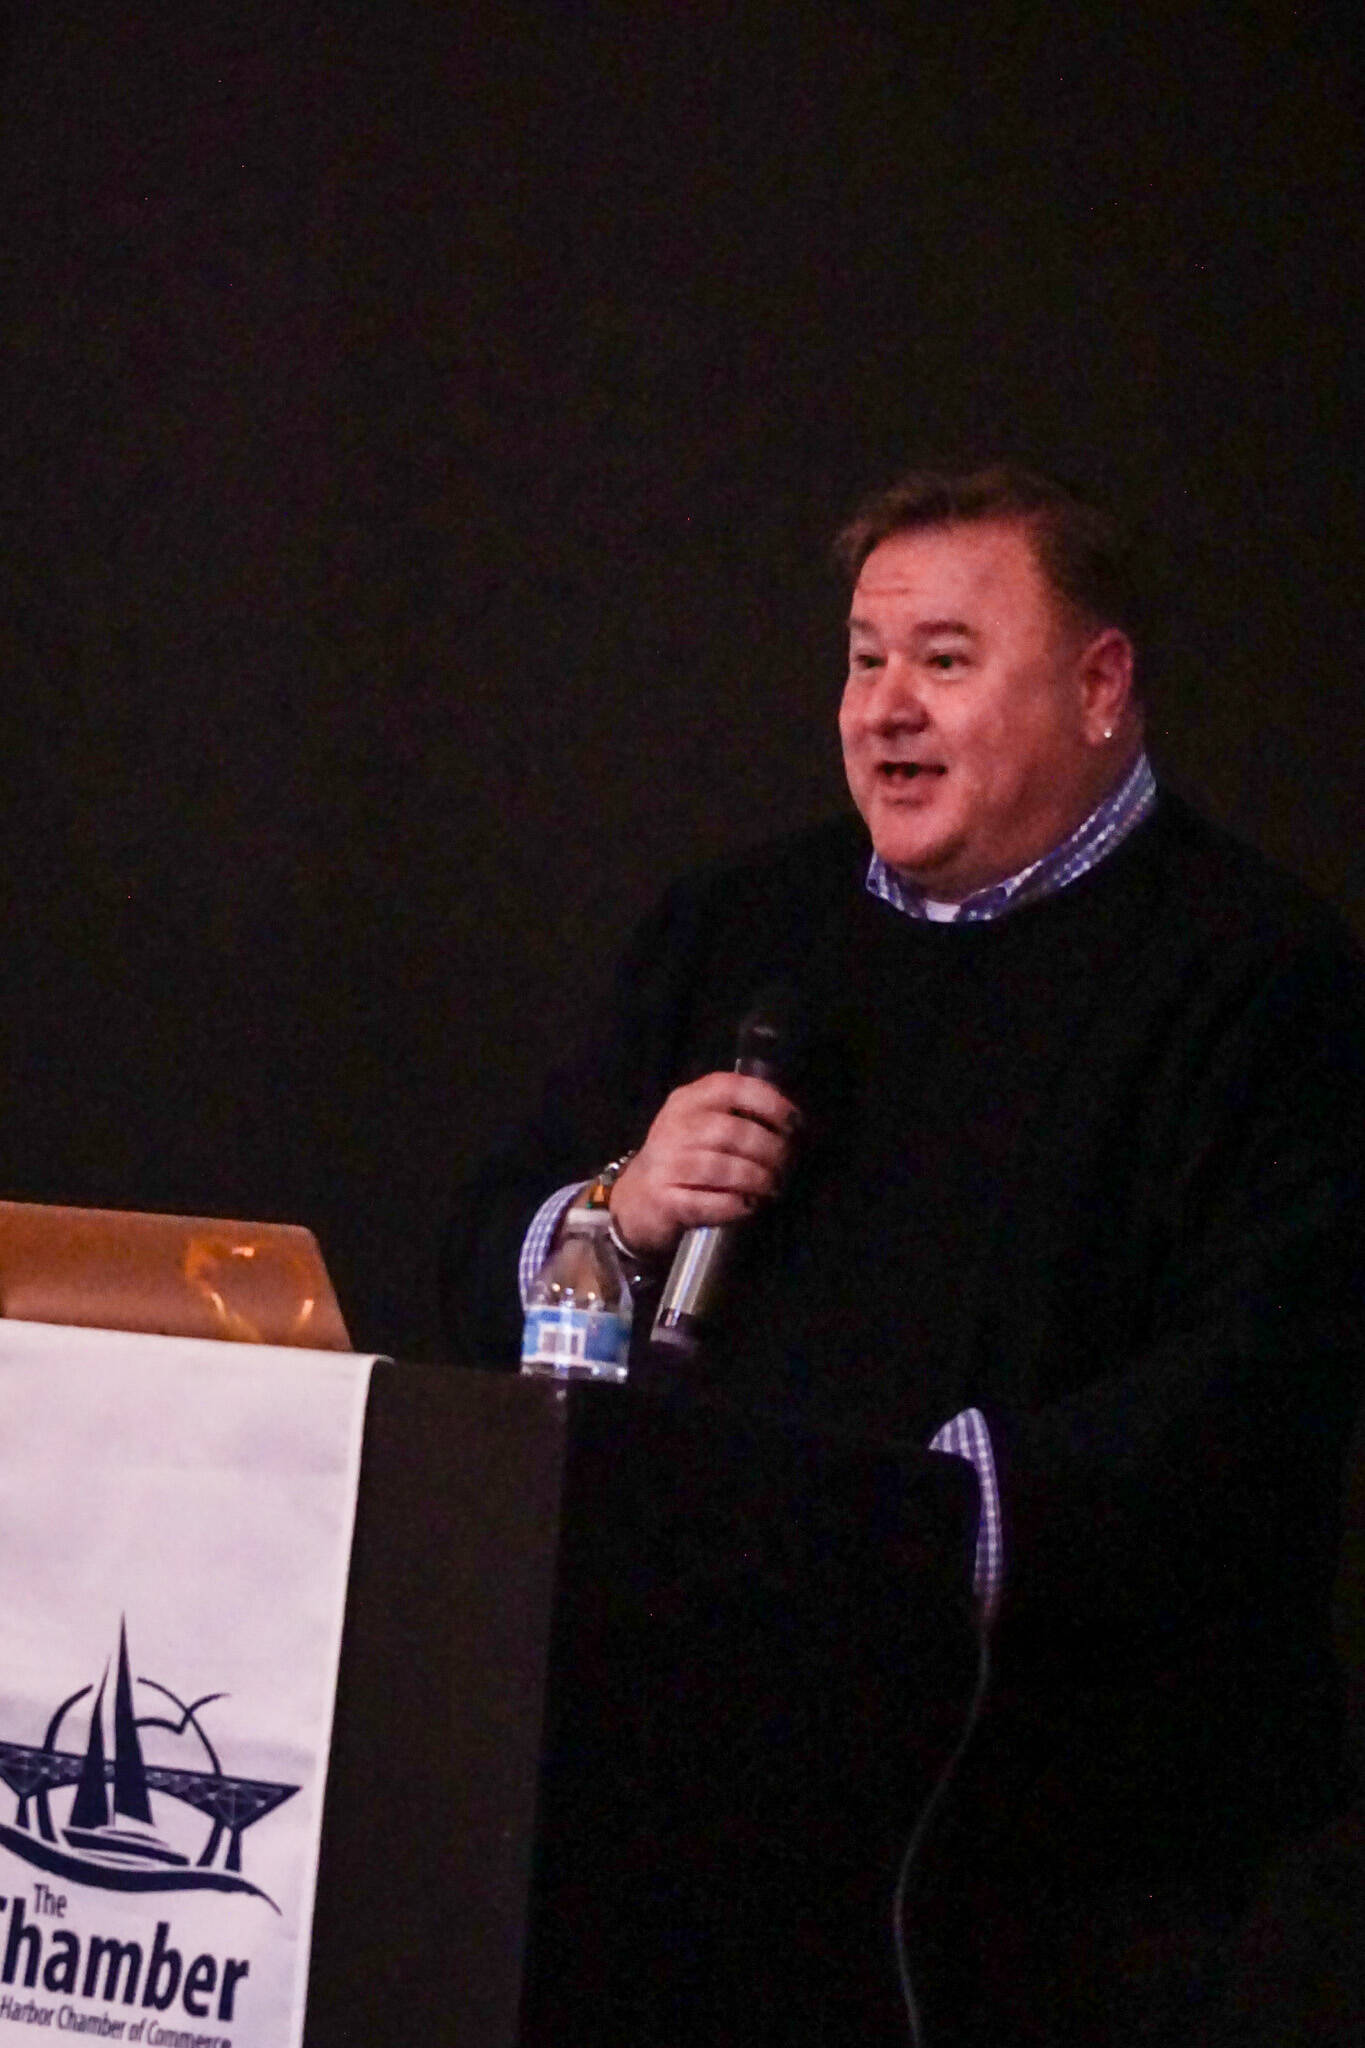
(650, 983, 799, 1363)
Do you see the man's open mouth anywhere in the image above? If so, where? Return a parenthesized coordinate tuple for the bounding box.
(878, 762, 945, 782)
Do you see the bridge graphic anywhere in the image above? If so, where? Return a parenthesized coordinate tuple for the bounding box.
(0, 1620, 297, 1906)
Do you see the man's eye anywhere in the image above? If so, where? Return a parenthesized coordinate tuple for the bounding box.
(926, 651, 964, 672)
(849, 651, 882, 673)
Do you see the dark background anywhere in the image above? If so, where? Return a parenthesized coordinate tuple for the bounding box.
(1, 1, 1364, 2016)
(1, 0, 1360, 1362)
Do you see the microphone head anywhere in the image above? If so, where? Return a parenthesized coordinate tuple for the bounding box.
(734, 981, 804, 1083)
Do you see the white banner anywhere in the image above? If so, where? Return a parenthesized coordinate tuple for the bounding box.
(0, 1320, 374, 2048)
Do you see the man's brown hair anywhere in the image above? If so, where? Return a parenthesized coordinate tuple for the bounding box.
(833, 464, 1139, 640)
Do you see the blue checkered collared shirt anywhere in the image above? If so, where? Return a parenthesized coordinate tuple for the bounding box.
(520, 756, 1159, 1621)
(865, 750, 1156, 923)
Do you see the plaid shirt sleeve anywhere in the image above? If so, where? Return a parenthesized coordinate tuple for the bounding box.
(928, 1407, 1002, 1623)
(518, 1182, 587, 1305)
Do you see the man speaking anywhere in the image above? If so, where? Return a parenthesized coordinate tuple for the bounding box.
(445, 468, 1365, 2043)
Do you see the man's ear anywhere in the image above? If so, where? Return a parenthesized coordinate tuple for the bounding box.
(1078, 627, 1137, 745)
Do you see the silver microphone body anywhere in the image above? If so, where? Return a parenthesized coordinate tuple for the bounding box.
(649, 992, 790, 1363)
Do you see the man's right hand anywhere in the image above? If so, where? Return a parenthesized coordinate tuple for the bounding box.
(608, 1072, 801, 1260)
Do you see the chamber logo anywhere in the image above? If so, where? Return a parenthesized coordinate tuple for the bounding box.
(0, 1620, 297, 1909)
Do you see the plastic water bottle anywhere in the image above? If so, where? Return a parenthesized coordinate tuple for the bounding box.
(521, 1194, 631, 1382)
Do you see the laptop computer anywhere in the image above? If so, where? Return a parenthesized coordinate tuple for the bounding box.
(0, 1199, 351, 1350)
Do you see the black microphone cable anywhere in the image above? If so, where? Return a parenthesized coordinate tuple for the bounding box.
(892, 1612, 993, 2048)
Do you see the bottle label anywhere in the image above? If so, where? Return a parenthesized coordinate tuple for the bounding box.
(521, 1306, 630, 1380)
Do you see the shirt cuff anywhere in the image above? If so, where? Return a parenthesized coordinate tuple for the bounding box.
(518, 1183, 586, 1307)
(928, 1406, 1002, 1622)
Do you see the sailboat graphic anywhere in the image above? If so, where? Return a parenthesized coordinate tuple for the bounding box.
(63, 1620, 189, 1868)
(0, 1619, 299, 1905)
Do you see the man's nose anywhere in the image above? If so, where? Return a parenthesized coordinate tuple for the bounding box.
(863, 655, 928, 728)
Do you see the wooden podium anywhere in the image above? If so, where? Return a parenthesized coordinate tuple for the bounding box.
(304, 1363, 980, 2047)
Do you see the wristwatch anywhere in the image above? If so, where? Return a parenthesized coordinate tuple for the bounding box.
(585, 1150, 660, 1288)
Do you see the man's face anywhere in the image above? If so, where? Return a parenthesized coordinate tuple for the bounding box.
(839, 519, 1117, 901)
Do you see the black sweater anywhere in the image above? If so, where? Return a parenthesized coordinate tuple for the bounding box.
(444, 793, 1365, 1874)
